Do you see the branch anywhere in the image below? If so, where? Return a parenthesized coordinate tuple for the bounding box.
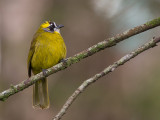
(0, 17, 160, 101)
(53, 36, 160, 120)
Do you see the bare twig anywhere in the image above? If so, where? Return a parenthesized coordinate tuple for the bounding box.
(0, 17, 160, 101)
(53, 37, 160, 120)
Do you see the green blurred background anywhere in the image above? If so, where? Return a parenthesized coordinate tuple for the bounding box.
(1, 0, 160, 120)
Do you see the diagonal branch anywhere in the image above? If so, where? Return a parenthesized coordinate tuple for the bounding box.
(0, 18, 160, 101)
(53, 36, 160, 120)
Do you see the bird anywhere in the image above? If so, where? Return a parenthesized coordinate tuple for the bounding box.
(27, 21, 66, 109)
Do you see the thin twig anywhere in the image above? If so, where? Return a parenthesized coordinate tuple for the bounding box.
(0, 18, 160, 101)
(53, 37, 160, 120)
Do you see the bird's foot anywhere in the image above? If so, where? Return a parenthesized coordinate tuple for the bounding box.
(42, 69, 47, 77)
(59, 58, 67, 63)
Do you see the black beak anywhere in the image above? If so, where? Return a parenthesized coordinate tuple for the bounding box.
(56, 24, 64, 29)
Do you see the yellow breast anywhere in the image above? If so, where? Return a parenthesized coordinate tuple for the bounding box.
(31, 31, 66, 74)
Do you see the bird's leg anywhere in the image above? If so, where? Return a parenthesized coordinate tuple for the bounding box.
(59, 58, 67, 63)
(42, 69, 47, 77)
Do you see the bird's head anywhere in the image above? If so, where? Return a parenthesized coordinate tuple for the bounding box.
(40, 21, 64, 33)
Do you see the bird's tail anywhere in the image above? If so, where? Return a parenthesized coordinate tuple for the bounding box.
(33, 78, 50, 109)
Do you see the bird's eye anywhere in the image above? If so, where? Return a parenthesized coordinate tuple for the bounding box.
(48, 22, 56, 31)
(48, 25, 54, 31)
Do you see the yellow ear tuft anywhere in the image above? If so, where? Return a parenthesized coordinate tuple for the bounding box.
(40, 21, 50, 28)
